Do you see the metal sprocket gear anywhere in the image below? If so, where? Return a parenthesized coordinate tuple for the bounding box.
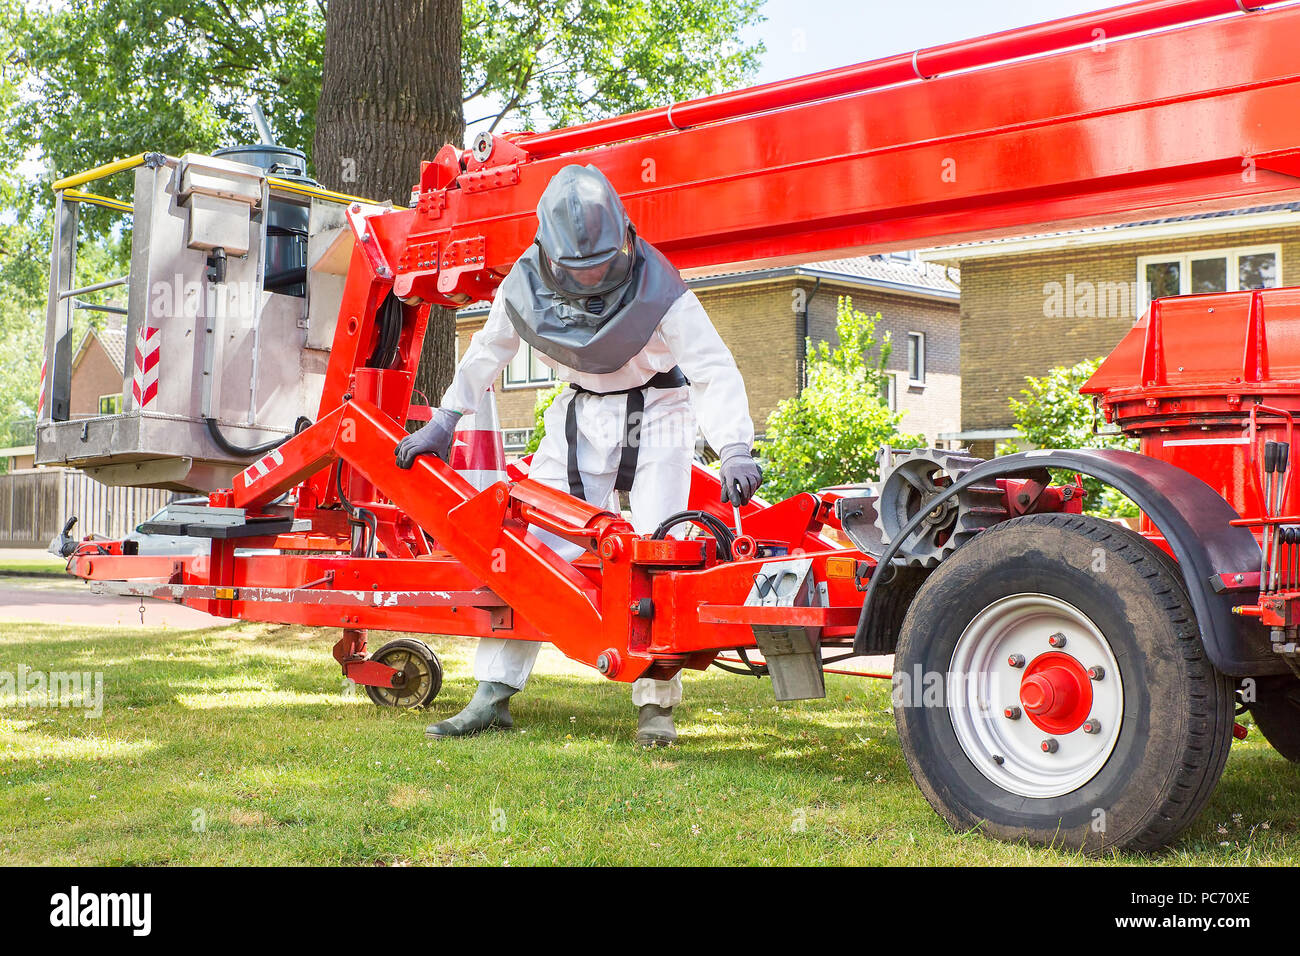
(872, 447, 1008, 567)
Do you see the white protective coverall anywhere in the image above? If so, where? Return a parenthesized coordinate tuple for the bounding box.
(442, 287, 755, 706)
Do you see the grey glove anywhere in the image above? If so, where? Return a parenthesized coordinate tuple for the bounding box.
(395, 407, 461, 469)
(719, 443, 762, 507)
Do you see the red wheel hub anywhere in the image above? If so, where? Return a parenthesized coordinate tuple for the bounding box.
(1018, 651, 1092, 735)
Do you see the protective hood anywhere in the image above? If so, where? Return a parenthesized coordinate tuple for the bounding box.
(499, 165, 687, 374)
(534, 165, 636, 299)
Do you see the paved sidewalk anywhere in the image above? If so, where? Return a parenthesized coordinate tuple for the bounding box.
(0, 547, 65, 565)
(0, 574, 226, 629)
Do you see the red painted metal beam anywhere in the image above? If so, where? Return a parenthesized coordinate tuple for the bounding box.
(229, 403, 348, 509)
(515, 0, 1289, 158)
(698, 605, 862, 627)
(328, 400, 626, 672)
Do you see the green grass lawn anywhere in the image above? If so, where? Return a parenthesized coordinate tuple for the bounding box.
(0, 557, 68, 578)
(2, 619, 1299, 865)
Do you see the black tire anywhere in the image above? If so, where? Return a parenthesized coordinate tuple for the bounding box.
(364, 639, 443, 709)
(1249, 675, 1300, 761)
(894, 513, 1235, 853)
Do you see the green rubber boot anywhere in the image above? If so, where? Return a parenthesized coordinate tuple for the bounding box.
(425, 681, 516, 738)
(635, 704, 677, 748)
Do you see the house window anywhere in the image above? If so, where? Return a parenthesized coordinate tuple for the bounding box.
(907, 332, 926, 386)
(1137, 244, 1280, 312)
(504, 343, 556, 388)
(503, 428, 534, 452)
(98, 394, 122, 415)
(879, 373, 897, 411)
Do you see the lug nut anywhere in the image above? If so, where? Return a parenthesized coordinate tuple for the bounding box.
(992, 754, 1005, 765)
(1087, 665, 1105, 681)
(1040, 738, 1059, 753)
(1082, 718, 1101, 735)
(1048, 632, 1067, 648)
(1008, 654, 1026, 668)
(1003, 706, 1021, 720)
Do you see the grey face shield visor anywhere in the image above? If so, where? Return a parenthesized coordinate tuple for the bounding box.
(536, 232, 635, 299)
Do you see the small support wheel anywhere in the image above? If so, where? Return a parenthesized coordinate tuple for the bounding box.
(364, 639, 443, 709)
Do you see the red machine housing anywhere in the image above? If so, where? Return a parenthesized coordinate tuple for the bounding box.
(1085, 288, 1300, 521)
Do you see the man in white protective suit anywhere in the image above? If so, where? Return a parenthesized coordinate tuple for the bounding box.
(395, 164, 762, 747)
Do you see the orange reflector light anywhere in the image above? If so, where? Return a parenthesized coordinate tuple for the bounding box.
(826, 556, 857, 579)
(214, 587, 237, 600)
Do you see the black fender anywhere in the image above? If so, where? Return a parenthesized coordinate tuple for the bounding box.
(856, 448, 1280, 676)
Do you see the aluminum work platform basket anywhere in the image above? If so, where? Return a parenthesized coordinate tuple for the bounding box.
(37, 149, 387, 491)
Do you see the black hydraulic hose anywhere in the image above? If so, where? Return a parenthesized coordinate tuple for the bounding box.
(205, 415, 312, 459)
(334, 458, 378, 558)
(652, 509, 736, 561)
(334, 458, 353, 511)
(205, 417, 284, 457)
(710, 649, 767, 677)
(711, 647, 859, 678)
(736, 647, 767, 676)
(711, 659, 761, 676)
(367, 293, 403, 370)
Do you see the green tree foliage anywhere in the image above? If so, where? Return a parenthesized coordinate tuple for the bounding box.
(0, 0, 322, 454)
(6, 0, 324, 213)
(463, 0, 764, 131)
(524, 382, 564, 454)
(760, 296, 924, 500)
(7, 0, 764, 203)
(1006, 357, 1139, 516)
(1, 7, 57, 449)
(0, 0, 764, 449)
(0, 201, 128, 453)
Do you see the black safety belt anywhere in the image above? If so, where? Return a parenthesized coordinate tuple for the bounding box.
(565, 366, 688, 500)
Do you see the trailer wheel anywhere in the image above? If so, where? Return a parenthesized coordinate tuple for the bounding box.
(1248, 675, 1300, 761)
(364, 639, 443, 709)
(894, 513, 1234, 852)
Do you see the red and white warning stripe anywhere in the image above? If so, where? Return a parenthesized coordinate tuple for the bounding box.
(36, 353, 47, 419)
(131, 322, 161, 409)
(235, 448, 285, 489)
(450, 388, 507, 491)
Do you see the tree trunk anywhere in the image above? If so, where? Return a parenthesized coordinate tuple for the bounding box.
(315, 0, 464, 408)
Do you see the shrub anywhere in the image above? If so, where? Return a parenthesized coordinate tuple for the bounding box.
(759, 296, 924, 500)
(1006, 357, 1139, 517)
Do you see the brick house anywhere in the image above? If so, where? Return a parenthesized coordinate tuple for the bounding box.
(70, 319, 128, 418)
(0, 317, 170, 546)
(920, 205, 1300, 458)
(454, 254, 962, 454)
(2, 319, 127, 470)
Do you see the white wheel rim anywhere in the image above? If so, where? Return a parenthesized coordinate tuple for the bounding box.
(947, 593, 1124, 799)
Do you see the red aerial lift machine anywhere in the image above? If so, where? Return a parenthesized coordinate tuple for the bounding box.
(38, 0, 1300, 851)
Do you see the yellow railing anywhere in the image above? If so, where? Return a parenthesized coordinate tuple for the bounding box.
(60, 189, 133, 213)
(265, 176, 401, 209)
(50, 152, 152, 191)
(52, 151, 401, 211)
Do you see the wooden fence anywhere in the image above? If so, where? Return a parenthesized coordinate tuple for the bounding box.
(0, 469, 172, 548)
